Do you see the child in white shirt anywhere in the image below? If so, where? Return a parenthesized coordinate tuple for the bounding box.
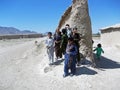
(45, 32, 54, 65)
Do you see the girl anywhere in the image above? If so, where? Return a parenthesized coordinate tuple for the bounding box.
(94, 43, 104, 60)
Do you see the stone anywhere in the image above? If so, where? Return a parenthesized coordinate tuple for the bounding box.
(57, 0, 94, 62)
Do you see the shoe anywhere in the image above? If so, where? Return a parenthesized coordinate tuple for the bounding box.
(49, 63, 53, 66)
(70, 73, 75, 77)
(63, 74, 68, 78)
(49, 63, 52, 66)
(77, 63, 80, 66)
(55, 58, 58, 61)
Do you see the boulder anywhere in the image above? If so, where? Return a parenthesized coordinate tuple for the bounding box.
(57, 0, 94, 62)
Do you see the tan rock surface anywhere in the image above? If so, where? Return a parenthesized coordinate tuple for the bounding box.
(57, 0, 93, 61)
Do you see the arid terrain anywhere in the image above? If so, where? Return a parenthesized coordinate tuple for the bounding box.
(0, 37, 120, 90)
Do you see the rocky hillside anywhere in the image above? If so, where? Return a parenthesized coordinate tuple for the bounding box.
(0, 26, 37, 35)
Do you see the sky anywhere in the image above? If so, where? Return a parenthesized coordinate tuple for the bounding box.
(0, 0, 120, 33)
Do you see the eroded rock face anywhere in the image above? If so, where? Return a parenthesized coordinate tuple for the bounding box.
(57, 0, 93, 61)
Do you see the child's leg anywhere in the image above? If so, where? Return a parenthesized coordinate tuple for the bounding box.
(47, 49, 51, 64)
(51, 48, 54, 63)
(70, 59, 76, 75)
(96, 54, 101, 60)
(49, 48, 54, 64)
(64, 64, 69, 76)
(64, 54, 69, 76)
(76, 46, 80, 66)
(55, 44, 58, 59)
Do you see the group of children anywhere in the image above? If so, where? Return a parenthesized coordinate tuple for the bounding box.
(45, 24, 104, 77)
(45, 24, 81, 77)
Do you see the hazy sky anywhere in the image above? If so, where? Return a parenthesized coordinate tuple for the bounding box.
(0, 0, 120, 33)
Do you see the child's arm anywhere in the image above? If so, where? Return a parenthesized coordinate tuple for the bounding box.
(93, 48, 97, 52)
(45, 40, 49, 48)
(45, 39, 54, 48)
(55, 40, 61, 44)
(60, 36, 64, 48)
(102, 48, 104, 53)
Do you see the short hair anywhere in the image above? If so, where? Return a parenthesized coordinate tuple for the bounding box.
(48, 32, 52, 35)
(73, 27, 77, 30)
(57, 31, 61, 35)
(97, 43, 102, 48)
(62, 28, 67, 34)
(65, 24, 70, 27)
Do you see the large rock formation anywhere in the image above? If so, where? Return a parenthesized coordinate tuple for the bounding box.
(57, 0, 93, 62)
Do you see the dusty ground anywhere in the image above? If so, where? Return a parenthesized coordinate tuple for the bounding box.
(0, 37, 120, 90)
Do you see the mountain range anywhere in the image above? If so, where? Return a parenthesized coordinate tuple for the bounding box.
(0, 26, 37, 35)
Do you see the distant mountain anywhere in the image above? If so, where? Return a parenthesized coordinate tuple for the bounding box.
(22, 30, 37, 34)
(0, 26, 37, 35)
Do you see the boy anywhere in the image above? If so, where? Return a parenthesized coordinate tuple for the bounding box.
(94, 43, 104, 60)
(61, 28, 68, 55)
(72, 27, 81, 66)
(54, 30, 62, 60)
(63, 37, 77, 77)
(65, 24, 72, 38)
(45, 32, 54, 65)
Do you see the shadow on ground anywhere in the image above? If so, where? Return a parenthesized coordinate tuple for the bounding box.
(76, 53, 120, 76)
(76, 66, 97, 76)
(93, 53, 120, 69)
(53, 59, 64, 65)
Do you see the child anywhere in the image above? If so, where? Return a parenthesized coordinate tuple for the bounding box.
(54, 29, 62, 60)
(65, 24, 72, 38)
(72, 27, 81, 66)
(94, 43, 104, 60)
(61, 28, 68, 55)
(45, 32, 54, 65)
(63, 37, 77, 77)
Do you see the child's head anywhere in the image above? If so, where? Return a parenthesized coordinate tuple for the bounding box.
(73, 27, 78, 33)
(48, 32, 52, 38)
(68, 37, 74, 45)
(62, 28, 67, 34)
(97, 43, 102, 48)
(65, 24, 70, 29)
(58, 31, 61, 36)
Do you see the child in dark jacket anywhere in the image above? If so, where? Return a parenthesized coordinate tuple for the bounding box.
(72, 27, 81, 66)
(54, 30, 62, 60)
(61, 28, 68, 55)
(63, 37, 77, 77)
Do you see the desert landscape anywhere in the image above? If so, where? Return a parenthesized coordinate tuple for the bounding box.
(0, 37, 120, 90)
(0, 0, 120, 90)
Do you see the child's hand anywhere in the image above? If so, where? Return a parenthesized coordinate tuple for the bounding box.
(55, 41, 58, 43)
(67, 52, 71, 54)
(60, 45, 62, 48)
(46, 46, 50, 49)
